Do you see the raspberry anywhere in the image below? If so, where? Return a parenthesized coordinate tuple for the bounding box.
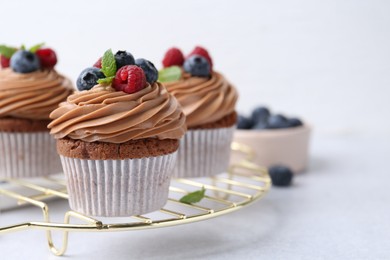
(113, 65, 146, 94)
(0, 55, 10, 68)
(188, 46, 213, 71)
(93, 57, 102, 68)
(162, 47, 184, 67)
(36, 48, 57, 69)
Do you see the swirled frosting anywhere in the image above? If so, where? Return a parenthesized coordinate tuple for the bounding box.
(48, 82, 187, 143)
(0, 68, 73, 120)
(164, 72, 238, 128)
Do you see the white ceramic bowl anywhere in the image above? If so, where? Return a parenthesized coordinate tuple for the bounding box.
(231, 125, 311, 173)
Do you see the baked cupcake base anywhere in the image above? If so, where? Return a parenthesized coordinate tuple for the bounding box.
(0, 117, 62, 178)
(61, 154, 176, 217)
(173, 112, 237, 178)
(57, 138, 179, 217)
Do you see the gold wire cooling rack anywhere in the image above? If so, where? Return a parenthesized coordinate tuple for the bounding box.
(0, 142, 271, 256)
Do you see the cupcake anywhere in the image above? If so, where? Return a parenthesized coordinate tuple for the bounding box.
(160, 46, 238, 178)
(0, 43, 73, 178)
(48, 49, 186, 217)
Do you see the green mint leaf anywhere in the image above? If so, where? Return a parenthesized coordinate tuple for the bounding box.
(101, 49, 117, 78)
(158, 66, 182, 82)
(0, 45, 17, 58)
(179, 187, 206, 204)
(97, 76, 115, 85)
(29, 42, 45, 53)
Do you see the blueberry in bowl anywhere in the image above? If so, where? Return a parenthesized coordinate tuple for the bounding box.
(267, 114, 290, 129)
(233, 106, 311, 173)
(237, 115, 253, 129)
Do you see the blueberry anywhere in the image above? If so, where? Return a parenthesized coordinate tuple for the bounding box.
(183, 55, 210, 77)
(10, 50, 40, 73)
(135, 58, 158, 84)
(287, 117, 303, 127)
(268, 165, 293, 186)
(237, 115, 253, 129)
(76, 67, 105, 91)
(115, 51, 135, 69)
(266, 114, 289, 129)
(251, 106, 270, 125)
(253, 121, 269, 129)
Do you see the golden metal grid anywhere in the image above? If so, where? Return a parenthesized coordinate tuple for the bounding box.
(0, 142, 271, 256)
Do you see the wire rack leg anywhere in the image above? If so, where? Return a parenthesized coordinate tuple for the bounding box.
(0, 187, 92, 256)
(46, 210, 103, 256)
(42, 205, 68, 256)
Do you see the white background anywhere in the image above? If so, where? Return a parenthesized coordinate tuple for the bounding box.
(1, 0, 390, 259)
(2, 0, 389, 135)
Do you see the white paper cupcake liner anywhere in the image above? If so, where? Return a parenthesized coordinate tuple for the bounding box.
(0, 131, 62, 179)
(60, 152, 177, 217)
(173, 126, 235, 178)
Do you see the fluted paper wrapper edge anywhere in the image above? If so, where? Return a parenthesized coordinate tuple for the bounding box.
(60, 152, 176, 217)
(173, 126, 235, 178)
(0, 132, 62, 178)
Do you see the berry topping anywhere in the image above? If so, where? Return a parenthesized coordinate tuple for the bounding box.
(114, 51, 135, 69)
(36, 48, 57, 69)
(0, 45, 17, 68)
(287, 118, 303, 127)
(188, 46, 213, 71)
(158, 66, 182, 82)
(10, 50, 40, 73)
(183, 55, 211, 77)
(268, 165, 293, 187)
(76, 67, 105, 91)
(0, 55, 10, 68)
(93, 57, 102, 68)
(237, 115, 253, 129)
(135, 58, 158, 84)
(267, 114, 289, 129)
(113, 65, 146, 94)
(162, 47, 184, 68)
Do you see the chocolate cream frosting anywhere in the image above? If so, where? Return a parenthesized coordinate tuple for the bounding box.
(164, 72, 238, 128)
(0, 68, 73, 120)
(48, 82, 187, 143)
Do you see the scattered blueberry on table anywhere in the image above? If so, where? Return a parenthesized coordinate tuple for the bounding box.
(237, 106, 303, 130)
(268, 165, 294, 187)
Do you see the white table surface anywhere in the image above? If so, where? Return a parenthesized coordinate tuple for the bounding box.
(1, 0, 390, 258)
(1, 132, 388, 260)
